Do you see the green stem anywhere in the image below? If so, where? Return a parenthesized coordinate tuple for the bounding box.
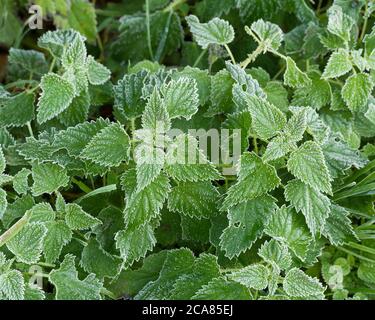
(49, 56, 56, 73)
(71, 177, 92, 194)
(101, 288, 117, 300)
(337, 246, 375, 264)
(26, 122, 34, 138)
(145, 0, 154, 61)
(359, 0, 369, 42)
(163, 0, 187, 12)
(224, 44, 236, 64)
(241, 44, 264, 69)
(0, 211, 31, 247)
(193, 49, 207, 68)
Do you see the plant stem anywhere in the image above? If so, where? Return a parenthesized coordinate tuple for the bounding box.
(193, 49, 207, 68)
(71, 177, 92, 193)
(0, 211, 31, 247)
(49, 56, 56, 73)
(359, 0, 369, 42)
(26, 121, 34, 138)
(163, 0, 187, 12)
(241, 44, 264, 69)
(224, 44, 236, 64)
(101, 287, 117, 300)
(145, 0, 154, 61)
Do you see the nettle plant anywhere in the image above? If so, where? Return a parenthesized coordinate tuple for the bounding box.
(0, 1, 374, 301)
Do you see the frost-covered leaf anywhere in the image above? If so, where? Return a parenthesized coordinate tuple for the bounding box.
(365, 103, 375, 124)
(327, 5, 355, 42)
(124, 172, 170, 229)
(284, 57, 311, 88)
(65, 203, 101, 230)
(142, 89, 171, 132)
(193, 277, 251, 300)
(285, 179, 331, 235)
(81, 123, 131, 167)
(265, 206, 312, 261)
(0, 270, 25, 300)
(287, 141, 332, 195)
(283, 268, 325, 299)
(342, 73, 374, 112)
(53, 118, 109, 156)
(115, 223, 156, 267)
(58, 89, 90, 127)
(12, 168, 31, 195)
(161, 77, 199, 120)
(168, 181, 219, 219)
(113, 70, 148, 120)
(322, 205, 357, 246)
(322, 49, 352, 79)
(246, 96, 287, 140)
(186, 15, 234, 49)
(43, 221, 72, 264)
(164, 134, 221, 182)
(31, 162, 69, 196)
(170, 254, 220, 300)
(7, 222, 47, 264)
(49, 254, 102, 300)
(229, 264, 269, 290)
(80, 239, 121, 279)
(0, 92, 35, 128)
(220, 195, 278, 258)
(37, 73, 75, 124)
(86, 56, 111, 85)
(222, 152, 280, 210)
(250, 19, 283, 51)
(258, 239, 292, 271)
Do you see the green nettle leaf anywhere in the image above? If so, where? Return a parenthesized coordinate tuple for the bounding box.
(192, 277, 251, 300)
(65, 203, 101, 230)
(115, 223, 157, 267)
(12, 168, 31, 195)
(170, 253, 221, 300)
(322, 205, 357, 245)
(43, 221, 72, 264)
(80, 239, 121, 279)
(228, 264, 269, 290)
(284, 57, 311, 88)
(342, 73, 374, 112)
(222, 152, 280, 210)
(265, 206, 312, 261)
(58, 89, 91, 127)
(49, 254, 103, 300)
(124, 172, 170, 229)
(186, 15, 235, 49)
(164, 134, 221, 182)
(168, 181, 219, 219)
(113, 70, 148, 120)
(250, 19, 283, 51)
(161, 77, 199, 120)
(365, 103, 375, 124)
(86, 56, 111, 85)
(287, 141, 332, 195)
(135, 248, 196, 299)
(53, 118, 109, 156)
(283, 268, 325, 299)
(61, 36, 87, 68)
(31, 162, 69, 196)
(0, 270, 25, 300)
(37, 73, 75, 124)
(81, 123, 131, 167)
(285, 179, 331, 235)
(322, 49, 352, 79)
(292, 72, 332, 110)
(327, 5, 354, 42)
(0, 92, 35, 127)
(29, 203, 56, 223)
(142, 89, 171, 132)
(258, 239, 292, 271)
(246, 96, 287, 140)
(220, 195, 278, 258)
(7, 222, 47, 264)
